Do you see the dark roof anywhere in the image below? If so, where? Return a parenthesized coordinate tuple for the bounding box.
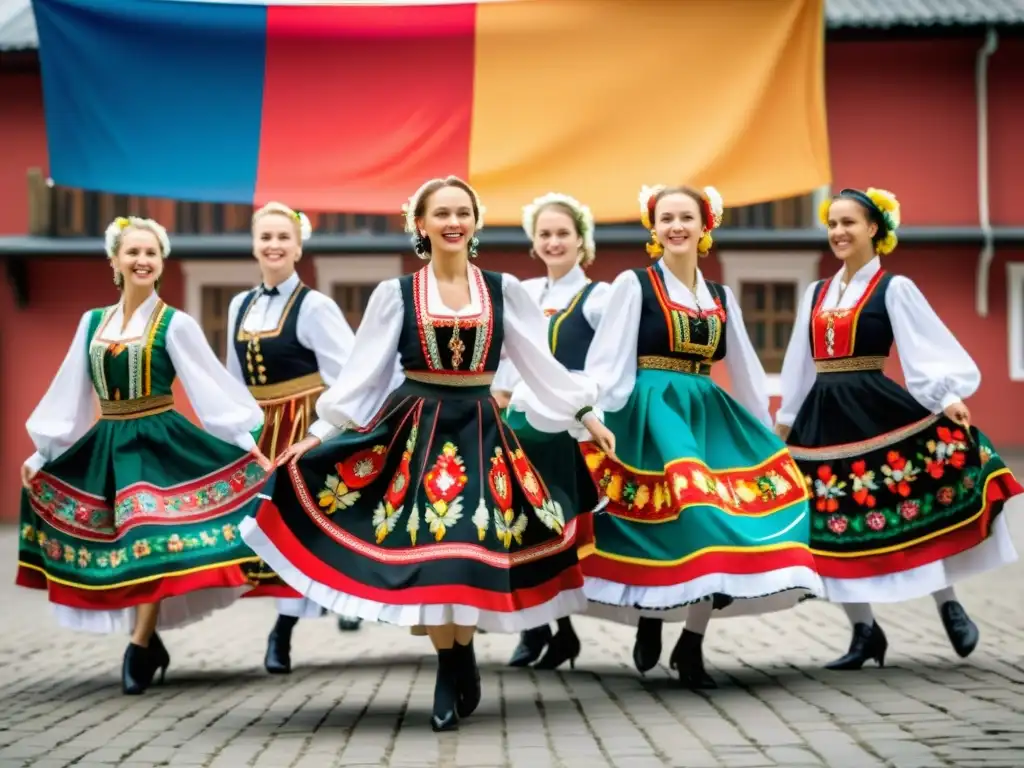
(826, 0, 1024, 29)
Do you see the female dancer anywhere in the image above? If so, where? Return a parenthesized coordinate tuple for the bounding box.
(16, 216, 272, 694)
(775, 187, 1021, 669)
(576, 185, 823, 687)
(227, 202, 365, 676)
(240, 176, 615, 731)
(493, 192, 610, 670)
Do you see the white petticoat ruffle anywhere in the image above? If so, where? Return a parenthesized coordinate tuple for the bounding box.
(582, 564, 824, 626)
(239, 516, 587, 633)
(51, 586, 245, 634)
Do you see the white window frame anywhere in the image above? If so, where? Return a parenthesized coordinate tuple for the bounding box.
(179, 260, 262, 322)
(314, 254, 404, 298)
(1008, 263, 1024, 381)
(717, 251, 822, 396)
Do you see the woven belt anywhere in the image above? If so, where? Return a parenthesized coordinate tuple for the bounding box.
(248, 372, 325, 405)
(814, 356, 887, 374)
(637, 355, 713, 376)
(99, 394, 175, 419)
(404, 371, 495, 387)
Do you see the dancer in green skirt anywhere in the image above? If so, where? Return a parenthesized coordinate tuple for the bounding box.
(16, 216, 272, 695)
(494, 192, 610, 670)
(572, 185, 825, 687)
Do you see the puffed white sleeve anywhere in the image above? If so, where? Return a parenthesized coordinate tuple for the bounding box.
(887, 275, 980, 412)
(296, 293, 356, 387)
(583, 270, 643, 414)
(721, 285, 773, 429)
(224, 291, 247, 382)
(307, 280, 404, 442)
(501, 274, 599, 433)
(24, 311, 98, 473)
(775, 283, 819, 428)
(166, 312, 265, 451)
(581, 281, 612, 330)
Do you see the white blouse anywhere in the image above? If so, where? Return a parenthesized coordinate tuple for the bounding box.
(24, 293, 265, 473)
(307, 261, 598, 442)
(491, 264, 611, 392)
(775, 257, 980, 427)
(225, 271, 356, 387)
(582, 263, 773, 429)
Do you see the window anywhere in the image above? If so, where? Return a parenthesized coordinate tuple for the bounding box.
(1008, 263, 1024, 381)
(180, 261, 262, 360)
(717, 252, 822, 395)
(314, 255, 404, 330)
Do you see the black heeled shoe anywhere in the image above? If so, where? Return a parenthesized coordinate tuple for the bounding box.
(265, 615, 297, 674)
(431, 647, 460, 732)
(454, 638, 482, 718)
(508, 624, 552, 667)
(121, 642, 158, 695)
(633, 617, 663, 675)
(534, 621, 581, 670)
(149, 632, 171, 685)
(824, 621, 888, 671)
(668, 629, 717, 689)
(940, 601, 979, 658)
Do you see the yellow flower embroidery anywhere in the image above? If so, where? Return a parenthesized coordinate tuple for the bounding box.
(318, 474, 361, 514)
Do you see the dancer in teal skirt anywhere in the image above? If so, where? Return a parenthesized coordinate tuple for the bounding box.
(570, 185, 824, 686)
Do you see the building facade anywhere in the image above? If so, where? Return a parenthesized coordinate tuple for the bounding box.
(1, 4, 1023, 517)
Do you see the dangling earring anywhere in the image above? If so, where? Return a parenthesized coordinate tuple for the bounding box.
(468, 236, 480, 259)
(113, 271, 124, 289)
(413, 231, 430, 257)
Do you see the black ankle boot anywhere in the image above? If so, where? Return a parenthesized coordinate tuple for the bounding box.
(669, 629, 717, 689)
(432, 647, 460, 732)
(535, 618, 581, 670)
(824, 621, 888, 671)
(940, 601, 979, 658)
(453, 639, 482, 718)
(148, 632, 171, 685)
(633, 617, 663, 674)
(121, 642, 158, 695)
(265, 615, 298, 674)
(337, 615, 362, 632)
(508, 624, 552, 667)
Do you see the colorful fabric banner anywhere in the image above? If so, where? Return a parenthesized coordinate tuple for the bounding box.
(33, 0, 830, 224)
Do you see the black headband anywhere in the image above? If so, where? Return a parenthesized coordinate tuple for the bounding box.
(835, 188, 889, 235)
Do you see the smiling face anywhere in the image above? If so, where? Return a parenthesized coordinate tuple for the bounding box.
(825, 198, 878, 261)
(653, 191, 705, 258)
(416, 184, 478, 257)
(111, 227, 164, 290)
(252, 212, 301, 283)
(532, 204, 582, 273)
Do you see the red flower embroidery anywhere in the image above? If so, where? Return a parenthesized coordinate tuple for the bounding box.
(881, 451, 918, 497)
(936, 486, 955, 506)
(813, 465, 846, 513)
(827, 514, 848, 534)
(336, 445, 387, 491)
(865, 511, 886, 531)
(899, 500, 920, 520)
(848, 459, 879, 508)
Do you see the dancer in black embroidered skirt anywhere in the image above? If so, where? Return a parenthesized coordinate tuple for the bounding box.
(776, 187, 1022, 670)
(240, 176, 616, 732)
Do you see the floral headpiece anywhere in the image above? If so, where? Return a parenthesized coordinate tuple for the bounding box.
(401, 178, 487, 235)
(253, 202, 313, 242)
(639, 184, 724, 258)
(521, 192, 596, 267)
(104, 216, 171, 260)
(818, 187, 901, 256)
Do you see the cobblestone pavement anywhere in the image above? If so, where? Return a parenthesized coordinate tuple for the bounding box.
(3, 467, 1024, 767)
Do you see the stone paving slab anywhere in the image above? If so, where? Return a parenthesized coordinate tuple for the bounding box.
(3, 473, 1024, 767)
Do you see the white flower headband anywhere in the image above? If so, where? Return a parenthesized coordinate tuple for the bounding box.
(401, 178, 487, 235)
(521, 192, 596, 265)
(104, 216, 171, 259)
(639, 184, 725, 258)
(253, 202, 313, 242)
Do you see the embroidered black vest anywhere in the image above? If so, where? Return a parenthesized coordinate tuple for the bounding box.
(809, 271, 894, 359)
(547, 282, 599, 371)
(232, 284, 319, 386)
(634, 265, 728, 366)
(397, 267, 504, 375)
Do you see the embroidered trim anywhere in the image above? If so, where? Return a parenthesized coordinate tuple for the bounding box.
(811, 270, 885, 359)
(248, 372, 325, 404)
(235, 284, 305, 341)
(549, 282, 591, 355)
(637, 356, 713, 376)
(789, 414, 940, 461)
(814, 356, 887, 374)
(404, 371, 495, 387)
(412, 265, 493, 373)
(99, 394, 175, 419)
(647, 267, 724, 358)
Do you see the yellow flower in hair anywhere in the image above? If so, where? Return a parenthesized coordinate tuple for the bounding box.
(876, 231, 898, 256)
(697, 231, 714, 255)
(817, 198, 832, 227)
(115, 217, 131, 230)
(646, 232, 663, 258)
(865, 188, 901, 228)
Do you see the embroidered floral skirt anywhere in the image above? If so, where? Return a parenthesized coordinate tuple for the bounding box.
(502, 408, 598, 551)
(787, 370, 1021, 603)
(580, 368, 824, 625)
(16, 410, 268, 633)
(239, 379, 589, 632)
